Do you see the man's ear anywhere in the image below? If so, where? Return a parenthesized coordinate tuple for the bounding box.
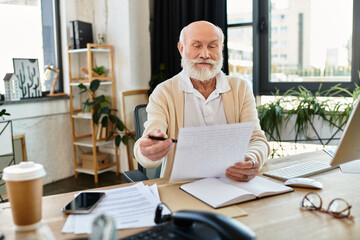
(222, 44, 224, 51)
(178, 42, 184, 56)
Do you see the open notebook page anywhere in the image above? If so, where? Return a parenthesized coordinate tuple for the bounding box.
(220, 176, 292, 197)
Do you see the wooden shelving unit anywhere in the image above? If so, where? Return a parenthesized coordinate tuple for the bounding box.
(68, 43, 119, 183)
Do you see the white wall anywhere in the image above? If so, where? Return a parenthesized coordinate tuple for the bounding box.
(61, 0, 151, 95)
(2, 0, 151, 184)
(3, 100, 74, 185)
(128, 0, 152, 89)
(61, 0, 151, 173)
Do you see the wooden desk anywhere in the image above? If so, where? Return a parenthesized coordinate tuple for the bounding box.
(0, 150, 359, 239)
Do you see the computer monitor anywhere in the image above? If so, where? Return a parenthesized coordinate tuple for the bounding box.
(330, 96, 360, 166)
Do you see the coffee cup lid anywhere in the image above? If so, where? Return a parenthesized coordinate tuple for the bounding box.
(2, 162, 46, 181)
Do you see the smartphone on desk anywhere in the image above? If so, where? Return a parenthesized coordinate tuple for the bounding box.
(62, 192, 105, 214)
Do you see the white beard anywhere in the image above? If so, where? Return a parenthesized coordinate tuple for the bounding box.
(181, 52, 223, 81)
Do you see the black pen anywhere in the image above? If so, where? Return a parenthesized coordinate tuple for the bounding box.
(148, 135, 177, 143)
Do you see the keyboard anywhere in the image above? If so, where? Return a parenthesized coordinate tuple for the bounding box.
(263, 160, 338, 180)
(120, 224, 185, 240)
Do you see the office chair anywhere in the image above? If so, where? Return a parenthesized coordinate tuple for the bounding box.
(123, 104, 161, 182)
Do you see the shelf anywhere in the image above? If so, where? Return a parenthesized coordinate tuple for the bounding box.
(70, 80, 112, 86)
(72, 113, 110, 120)
(75, 166, 116, 175)
(68, 43, 118, 183)
(72, 112, 92, 119)
(99, 145, 116, 155)
(73, 137, 113, 147)
(68, 48, 111, 54)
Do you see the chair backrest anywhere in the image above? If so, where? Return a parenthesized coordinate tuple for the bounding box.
(134, 104, 148, 141)
(121, 90, 149, 171)
(133, 104, 161, 179)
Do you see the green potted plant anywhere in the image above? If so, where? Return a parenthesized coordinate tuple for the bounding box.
(257, 90, 287, 142)
(92, 66, 106, 76)
(78, 79, 130, 146)
(257, 83, 359, 157)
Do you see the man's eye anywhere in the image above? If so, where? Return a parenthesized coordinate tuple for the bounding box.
(194, 45, 201, 48)
(209, 45, 216, 48)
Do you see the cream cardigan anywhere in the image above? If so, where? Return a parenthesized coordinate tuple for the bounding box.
(133, 72, 270, 179)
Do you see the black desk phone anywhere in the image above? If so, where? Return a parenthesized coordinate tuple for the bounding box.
(120, 205, 256, 240)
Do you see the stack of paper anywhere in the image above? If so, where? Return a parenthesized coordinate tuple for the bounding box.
(62, 182, 168, 234)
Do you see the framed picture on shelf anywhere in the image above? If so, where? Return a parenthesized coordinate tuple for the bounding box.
(12, 58, 42, 98)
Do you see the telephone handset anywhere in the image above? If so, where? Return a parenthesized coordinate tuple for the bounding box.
(172, 210, 256, 240)
(121, 205, 256, 240)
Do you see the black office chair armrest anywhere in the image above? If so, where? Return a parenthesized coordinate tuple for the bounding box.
(123, 170, 149, 183)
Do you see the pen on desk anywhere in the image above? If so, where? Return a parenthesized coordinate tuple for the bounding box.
(148, 135, 177, 143)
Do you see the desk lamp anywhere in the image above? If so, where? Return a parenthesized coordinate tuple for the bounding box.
(45, 64, 66, 97)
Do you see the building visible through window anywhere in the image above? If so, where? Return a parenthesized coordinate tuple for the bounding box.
(270, 0, 353, 83)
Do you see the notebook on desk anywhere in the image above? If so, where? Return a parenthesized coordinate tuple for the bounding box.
(180, 176, 293, 208)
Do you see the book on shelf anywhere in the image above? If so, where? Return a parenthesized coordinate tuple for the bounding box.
(69, 20, 93, 49)
(180, 176, 293, 208)
(69, 21, 75, 49)
(106, 122, 113, 138)
(96, 123, 102, 140)
(95, 120, 113, 140)
(101, 126, 107, 139)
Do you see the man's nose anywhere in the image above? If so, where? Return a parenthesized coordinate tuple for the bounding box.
(200, 47, 210, 59)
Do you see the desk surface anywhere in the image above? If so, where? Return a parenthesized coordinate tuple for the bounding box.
(1, 150, 359, 240)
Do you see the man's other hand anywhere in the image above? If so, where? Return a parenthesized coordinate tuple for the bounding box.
(225, 156, 259, 182)
(139, 129, 175, 161)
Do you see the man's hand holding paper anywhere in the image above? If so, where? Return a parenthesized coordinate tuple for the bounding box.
(226, 155, 260, 182)
(169, 122, 255, 183)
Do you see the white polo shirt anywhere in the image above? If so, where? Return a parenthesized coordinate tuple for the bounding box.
(179, 70, 231, 127)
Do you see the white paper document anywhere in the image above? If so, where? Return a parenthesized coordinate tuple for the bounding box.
(62, 182, 169, 234)
(169, 122, 255, 183)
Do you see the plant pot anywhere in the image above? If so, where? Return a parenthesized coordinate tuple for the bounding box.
(266, 114, 344, 145)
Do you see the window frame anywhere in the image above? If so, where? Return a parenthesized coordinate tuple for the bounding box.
(0, 0, 62, 97)
(226, 0, 360, 96)
(255, 0, 360, 96)
(226, 0, 255, 91)
(41, 0, 63, 94)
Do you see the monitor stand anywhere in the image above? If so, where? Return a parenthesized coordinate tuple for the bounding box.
(339, 159, 360, 174)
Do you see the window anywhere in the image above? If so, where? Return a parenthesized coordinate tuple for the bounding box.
(257, 0, 360, 95)
(226, 0, 360, 95)
(227, 0, 253, 84)
(0, 0, 62, 97)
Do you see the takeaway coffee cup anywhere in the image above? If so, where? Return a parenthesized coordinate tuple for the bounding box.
(3, 162, 46, 231)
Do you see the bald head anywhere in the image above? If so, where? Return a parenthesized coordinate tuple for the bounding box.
(177, 21, 224, 81)
(179, 21, 224, 45)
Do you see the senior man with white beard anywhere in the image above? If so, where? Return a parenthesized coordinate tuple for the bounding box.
(133, 21, 269, 182)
